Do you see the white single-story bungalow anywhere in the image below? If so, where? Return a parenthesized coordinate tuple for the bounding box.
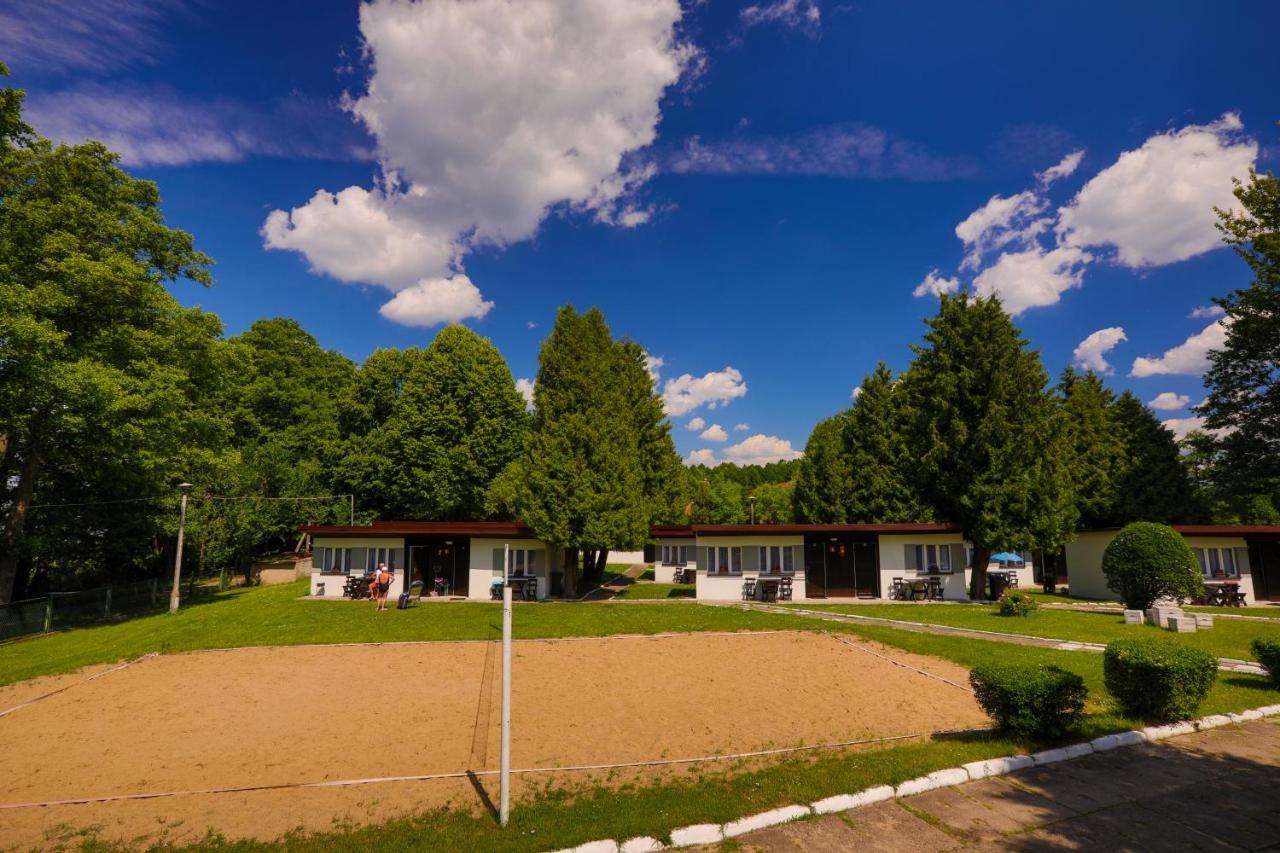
(303, 520, 555, 600)
(1064, 525, 1280, 605)
(650, 523, 1036, 601)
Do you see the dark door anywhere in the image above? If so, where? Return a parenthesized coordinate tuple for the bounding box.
(1251, 541, 1280, 602)
(852, 540, 879, 597)
(824, 538, 856, 596)
(804, 539, 827, 597)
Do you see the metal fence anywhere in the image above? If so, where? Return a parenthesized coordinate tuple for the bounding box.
(0, 578, 214, 642)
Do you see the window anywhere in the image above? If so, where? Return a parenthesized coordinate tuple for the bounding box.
(660, 545, 689, 565)
(506, 548, 540, 576)
(319, 547, 353, 573)
(707, 546, 742, 575)
(758, 545, 795, 574)
(913, 544, 953, 573)
(364, 547, 398, 573)
(1193, 547, 1241, 578)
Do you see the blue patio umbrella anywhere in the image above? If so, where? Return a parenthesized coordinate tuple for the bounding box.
(991, 551, 1022, 563)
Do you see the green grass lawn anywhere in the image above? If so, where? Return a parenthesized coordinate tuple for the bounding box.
(0, 581, 801, 686)
(788, 601, 1280, 661)
(611, 582, 695, 600)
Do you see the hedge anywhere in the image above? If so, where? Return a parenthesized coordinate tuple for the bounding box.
(1103, 638, 1217, 722)
(997, 591, 1038, 617)
(970, 663, 1086, 739)
(1253, 638, 1280, 689)
(1101, 521, 1203, 610)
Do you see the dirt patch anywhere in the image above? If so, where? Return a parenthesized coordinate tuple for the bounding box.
(0, 631, 986, 848)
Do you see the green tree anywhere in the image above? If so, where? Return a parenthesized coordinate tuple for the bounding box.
(498, 307, 679, 594)
(340, 326, 528, 521)
(0, 67, 220, 601)
(844, 363, 931, 523)
(750, 481, 794, 523)
(1056, 367, 1125, 528)
(1109, 392, 1195, 524)
(1200, 166, 1280, 507)
(899, 294, 1077, 599)
(1101, 521, 1203, 609)
(793, 414, 853, 522)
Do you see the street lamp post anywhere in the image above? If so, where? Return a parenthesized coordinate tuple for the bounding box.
(748, 495, 757, 525)
(169, 483, 193, 613)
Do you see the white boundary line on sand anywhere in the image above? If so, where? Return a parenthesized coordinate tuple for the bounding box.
(547, 703, 1280, 852)
(825, 632, 974, 693)
(0, 653, 159, 720)
(0, 729, 985, 811)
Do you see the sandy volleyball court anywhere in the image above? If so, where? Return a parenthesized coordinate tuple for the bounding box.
(0, 630, 986, 848)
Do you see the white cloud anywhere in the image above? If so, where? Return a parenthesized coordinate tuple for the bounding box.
(644, 354, 665, 383)
(955, 190, 1049, 271)
(733, 423, 751, 431)
(685, 448, 719, 467)
(851, 386, 862, 399)
(972, 245, 1091, 315)
(377, 275, 495, 327)
(662, 367, 748, 416)
(264, 0, 696, 317)
(1161, 416, 1208, 440)
(526, 320, 538, 329)
(1058, 114, 1256, 267)
(722, 434, 803, 465)
(1072, 327, 1127, 375)
(1189, 305, 1226, 319)
(0, 0, 185, 72)
(515, 378, 535, 410)
(912, 269, 961, 299)
(686, 417, 707, 431)
(1131, 318, 1231, 378)
(739, 0, 821, 35)
(1036, 150, 1085, 187)
(700, 424, 728, 442)
(1148, 392, 1191, 411)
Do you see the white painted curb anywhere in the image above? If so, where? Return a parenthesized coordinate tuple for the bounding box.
(548, 703, 1280, 851)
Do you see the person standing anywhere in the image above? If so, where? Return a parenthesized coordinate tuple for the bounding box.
(374, 561, 394, 611)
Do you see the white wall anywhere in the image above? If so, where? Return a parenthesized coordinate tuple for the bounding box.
(467, 538, 553, 600)
(694, 535, 806, 601)
(878, 534, 968, 600)
(1065, 532, 1255, 603)
(653, 537, 696, 583)
(310, 537, 407, 598)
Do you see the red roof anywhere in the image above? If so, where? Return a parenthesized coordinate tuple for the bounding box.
(302, 520, 534, 538)
(654, 522, 963, 537)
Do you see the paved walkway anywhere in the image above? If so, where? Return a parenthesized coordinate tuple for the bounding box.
(701, 717, 1280, 852)
(721, 602, 1268, 676)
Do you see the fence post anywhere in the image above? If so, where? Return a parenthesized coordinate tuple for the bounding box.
(43, 596, 53, 633)
(104, 587, 112, 618)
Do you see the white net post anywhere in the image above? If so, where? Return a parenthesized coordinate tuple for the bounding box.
(500, 543, 512, 826)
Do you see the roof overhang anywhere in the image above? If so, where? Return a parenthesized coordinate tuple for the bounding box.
(303, 520, 535, 538)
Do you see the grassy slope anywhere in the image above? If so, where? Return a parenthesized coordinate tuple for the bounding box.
(612, 582, 696, 600)
(790, 602, 1280, 661)
(0, 582, 801, 686)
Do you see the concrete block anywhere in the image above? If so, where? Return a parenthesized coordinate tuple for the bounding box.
(723, 805, 810, 838)
(668, 824, 722, 847)
(1167, 615, 1197, 633)
(572, 842, 618, 853)
(811, 784, 895, 814)
(1230, 709, 1264, 723)
(1147, 606, 1183, 627)
(1090, 734, 1124, 752)
(1123, 609, 1144, 624)
(896, 767, 968, 797)
(1032, 743, 1092, 766)
(1197, 714, 1233, 730)
(1256, 705, 1280, 717)
(961, 755, 1034, 779)
(1142, 721, 1197, 741)
(1193, 614, 1214, 628)
(621, 838, 664, 853)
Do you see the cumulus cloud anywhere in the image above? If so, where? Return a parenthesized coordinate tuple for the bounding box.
(739, 0, 821, 36)
(685, 448, 719, 467)
(972, 246, 1091, 315)
(851, 386, 862, 399)
(733, 423, 751, 431)
(955, 191, 1049, 271)
(644, 354, 665, 383)
(1161, 416, 1209, 440)
(722, 434, 802, 465)
(1036, 150, 1085, 187)
(1072, 327, 1128, 375)
(662, 367, 748, 416)
(1058, 115, 1256, 267)
(686, 417, 707, 431)
(667, 123, 976, 182)
(1131, 318, 1231, 378)
(515, 378, 535, 410)
(1148, 392, 1191, 411)
(912, 269, 961, 299)
(377, 275, 495, 327)
(264, 0, 696, 319)
(700, 424, 728, 442)
(1189, 305, 1226, 319)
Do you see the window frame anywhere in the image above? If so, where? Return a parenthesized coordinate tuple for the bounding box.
(1193, 546, 1241, 579)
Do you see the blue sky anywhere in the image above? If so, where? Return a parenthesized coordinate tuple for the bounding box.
(4, 0, 1278, 464)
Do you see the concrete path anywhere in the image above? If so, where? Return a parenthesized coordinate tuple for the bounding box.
(701, 717, 1280, 851)
(721, 602, 1268, 676)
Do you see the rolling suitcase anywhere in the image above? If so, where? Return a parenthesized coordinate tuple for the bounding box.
(397, 591, 411, 610)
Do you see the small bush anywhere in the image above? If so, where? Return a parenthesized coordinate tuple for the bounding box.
(997, 591, 1038, 617)
(1252, 638, 1280, 689)
(970, 663, 1087, 739)
(1103, 638, 1217, 721)
(1101, 522, 1202, 610)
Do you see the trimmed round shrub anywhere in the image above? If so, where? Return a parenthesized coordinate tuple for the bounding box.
(1101, 521, 1203, 610)
(1103, 638, 1217, 722)
(997, 591, 1038, 617)
(1252, 638, 1280, 689)
(970, 663, 1087, 739)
